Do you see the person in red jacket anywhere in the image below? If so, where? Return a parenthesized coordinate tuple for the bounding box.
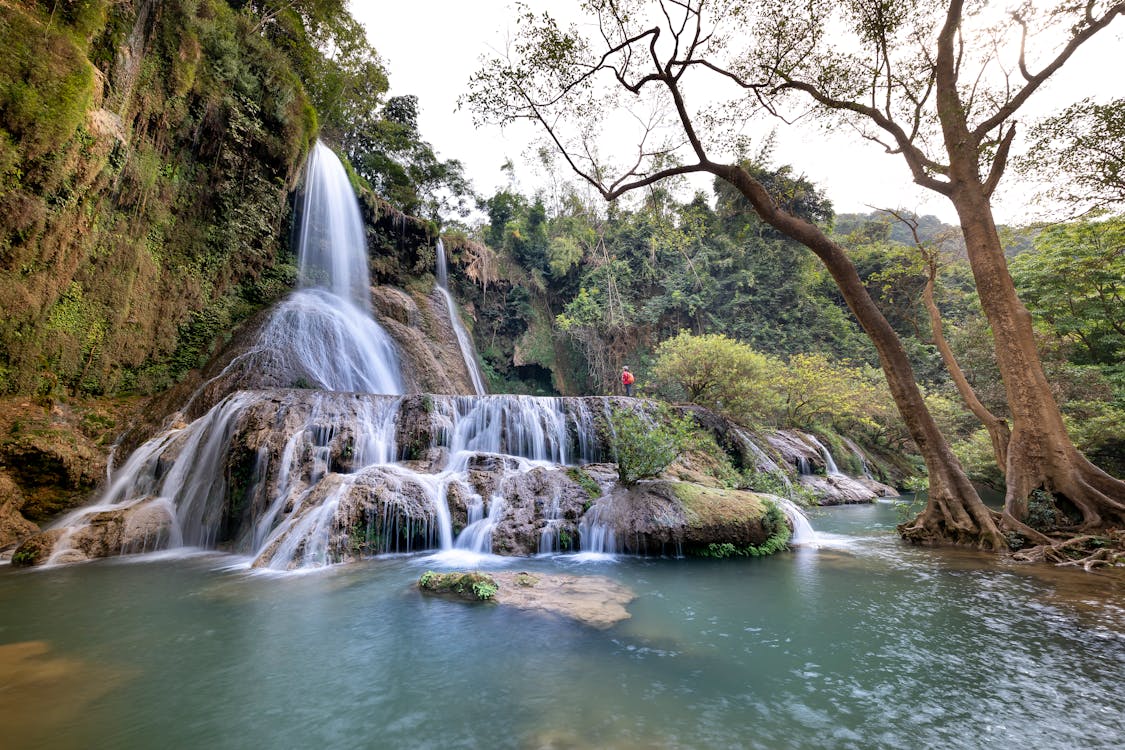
(621, 365, 635, 396)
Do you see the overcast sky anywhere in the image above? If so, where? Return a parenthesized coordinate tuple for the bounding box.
(355, 1, 1124, 225)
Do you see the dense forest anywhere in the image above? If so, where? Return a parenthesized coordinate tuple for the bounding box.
(0, 0, 1122, 559)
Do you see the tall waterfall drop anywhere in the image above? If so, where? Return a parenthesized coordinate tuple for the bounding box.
(435, 239, 487, 395)
(219, 140, 404, 396)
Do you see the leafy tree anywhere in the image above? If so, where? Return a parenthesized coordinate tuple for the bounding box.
(1010, 218, 1125, 368)
(345, 95, 472, 219)
(651, 331, 783, 427)
(775, 353, 879, 431)
(751, 0, 1125, 533)
(607, 405, 696, 485)
(1019, 98, 1125, 215)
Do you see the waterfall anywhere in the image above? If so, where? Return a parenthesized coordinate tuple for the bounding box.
(455, 495, 506, 553)
(297, 141, 374, 309)
(435, 239, 487, 395)
(207, 141, 404, 397)
(806, 435, 843, 476)
(578, 504, 619, 556)
(440, 396, 580, 469)
(775, 497, 817, 546)
(843, 437, 874, 479)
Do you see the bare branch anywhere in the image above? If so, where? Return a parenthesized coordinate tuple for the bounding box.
(973, 2, 1125, 140)
(773, 77, 952, 194)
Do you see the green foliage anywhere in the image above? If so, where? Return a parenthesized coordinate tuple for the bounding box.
(566, 467, 601, 499)
(345, 95, 473, 220)
(1010, 218, 1125, 367)
(775, 353, 880, 431)
(607, 404, 696, 485)
(651, 331, 783, 427)
(471, 580, 499, 600)
(418, 570, 499, 601)
(952, 429, 1005, 490)
(1026, 489, 1066, 532)
(1019, 98, 1125, 213)
(0, 0, 316, 396)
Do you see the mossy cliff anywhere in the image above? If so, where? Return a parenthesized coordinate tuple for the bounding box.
(0, 0, 315, 398)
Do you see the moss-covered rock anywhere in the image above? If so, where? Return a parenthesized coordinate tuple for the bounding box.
(0, 0, 314, 398)
(418, 571, 499, 601)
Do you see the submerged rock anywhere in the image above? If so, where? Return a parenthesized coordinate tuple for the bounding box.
(418, 570, 635, 629)
(418, 570, 499, 601)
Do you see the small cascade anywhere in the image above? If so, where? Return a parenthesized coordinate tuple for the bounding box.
(842, 437, 874, 479)
(578, 504, 619, 555)
(806, 435, 844, 476)
(537, 486, 565, 553)
(455, 495, 506, 553)
(440, 396, 583, 469)
(435, 239, 487, 395)
(797, 456, 812, 475)
(775, 498, 817, 546)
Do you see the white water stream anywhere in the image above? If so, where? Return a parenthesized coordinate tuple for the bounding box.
(435, 239, 487, 395)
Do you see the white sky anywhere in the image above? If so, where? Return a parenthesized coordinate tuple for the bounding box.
(354, 1, 1125, 225)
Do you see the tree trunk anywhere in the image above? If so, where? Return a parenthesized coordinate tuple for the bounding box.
(717, 165, 1007, 549)
(921, 271, 1010, 472)
(947, 180, 1125, 529)
(929, 0, 1125, 534)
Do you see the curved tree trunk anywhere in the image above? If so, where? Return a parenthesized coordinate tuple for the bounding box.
(717, 165, 1006, 549)
(921, 270, 1010, 472)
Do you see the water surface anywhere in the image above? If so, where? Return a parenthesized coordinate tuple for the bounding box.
(2, 503, 1122, 749)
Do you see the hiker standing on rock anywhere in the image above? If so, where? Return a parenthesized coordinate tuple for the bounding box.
(621, 366, 635, 397)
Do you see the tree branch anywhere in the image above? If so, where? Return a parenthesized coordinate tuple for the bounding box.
(973, 2, 1125, 140)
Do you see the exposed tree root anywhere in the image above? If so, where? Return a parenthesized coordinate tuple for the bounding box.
(900, 501, 1125, 573)
(1010, 530, 1125, 572)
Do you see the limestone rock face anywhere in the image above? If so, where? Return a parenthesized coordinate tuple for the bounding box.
(12, 498, 176, 566)
(22, 389, 900, 568)
(581, 481, 777, 555)
(418, 570, 636, 629)
(0, 473, 38, 550)
(797, 474, 883, 504)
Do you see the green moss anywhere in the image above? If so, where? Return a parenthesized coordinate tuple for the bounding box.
(11, 549, 35, 566)
(669, 482, 768, 528)
(0, 0, 315, 397)
(693, 500, 790, 558)
(566, 467, 601, 499)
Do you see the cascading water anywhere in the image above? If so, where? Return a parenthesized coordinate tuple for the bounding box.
(775, 498, 817, 546)
(31, 140, 823, 571)
(806, 435, 843, 476)
(201, 141, 404, 397)
(297, 142, 376, 309)
(842, 437, 874, 479)
(434, 239, 487, 395)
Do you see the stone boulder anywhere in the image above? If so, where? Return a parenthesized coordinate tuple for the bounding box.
(13, 498, 177, 566)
